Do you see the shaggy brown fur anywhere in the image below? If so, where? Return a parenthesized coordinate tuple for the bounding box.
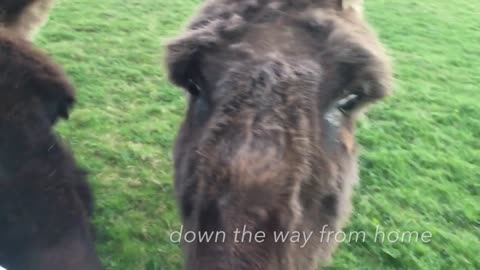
(167, 0, 392, 269)
(0, 0, 54, 39)
(0, 31, 102, 270)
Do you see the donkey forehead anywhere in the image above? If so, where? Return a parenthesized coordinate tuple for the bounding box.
(168, 5, 374, 84)
(167, 0, 392, 108)
(199, 12, 327, 59)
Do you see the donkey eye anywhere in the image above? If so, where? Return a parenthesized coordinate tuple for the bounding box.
(187, 78, 201, 96)
(337, 93, 360, 115)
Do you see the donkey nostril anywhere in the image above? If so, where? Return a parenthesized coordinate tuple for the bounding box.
(322, 194, 338, 217)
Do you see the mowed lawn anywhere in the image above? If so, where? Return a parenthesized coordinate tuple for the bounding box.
(35, 0, 479, 269)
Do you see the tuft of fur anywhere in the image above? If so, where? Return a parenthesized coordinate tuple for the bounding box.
(167, 0, 392, 269)
(342, 0, 363, 14)
(0, 31, 102, 270)
(0, 0, 54, 40)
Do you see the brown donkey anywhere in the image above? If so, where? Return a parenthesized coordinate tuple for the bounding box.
(0, 2, 102, 269)
(0, 32, 103, 270)
(167, 0, 392, 269)
(0, 0, 54, 40)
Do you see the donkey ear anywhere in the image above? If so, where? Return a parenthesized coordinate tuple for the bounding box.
(0, 0, 54, 40)
(166, 42, 204, 95)
(166, 26, 221, 95)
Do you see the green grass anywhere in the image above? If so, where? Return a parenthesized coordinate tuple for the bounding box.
(35, 0, 479, 269)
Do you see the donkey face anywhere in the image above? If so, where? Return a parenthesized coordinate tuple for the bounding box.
(0, 32, 102, 270)
(0, 0, 54, 39)
(167, 0, 392, 269)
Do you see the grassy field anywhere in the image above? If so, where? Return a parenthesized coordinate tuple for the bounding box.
(36, 0, 479, 269)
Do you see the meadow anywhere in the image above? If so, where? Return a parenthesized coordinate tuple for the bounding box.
(37, 0, 479, 269)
